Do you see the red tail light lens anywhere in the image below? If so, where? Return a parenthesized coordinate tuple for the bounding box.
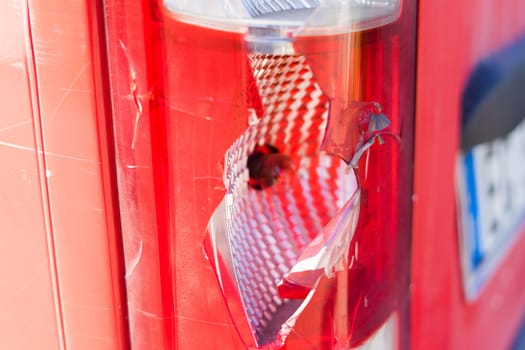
(102, 0, 416, 348)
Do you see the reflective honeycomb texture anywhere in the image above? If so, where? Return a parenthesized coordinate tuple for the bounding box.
(220, 53, 356, 346)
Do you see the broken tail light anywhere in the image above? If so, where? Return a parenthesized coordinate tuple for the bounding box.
(103, 0, 416, 348)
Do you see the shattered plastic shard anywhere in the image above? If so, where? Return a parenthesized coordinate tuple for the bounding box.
(278, 184, 361, 298)
(322, 101, 391, 166)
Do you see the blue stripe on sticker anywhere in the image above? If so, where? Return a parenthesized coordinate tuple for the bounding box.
(464, 152, 483, 268)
